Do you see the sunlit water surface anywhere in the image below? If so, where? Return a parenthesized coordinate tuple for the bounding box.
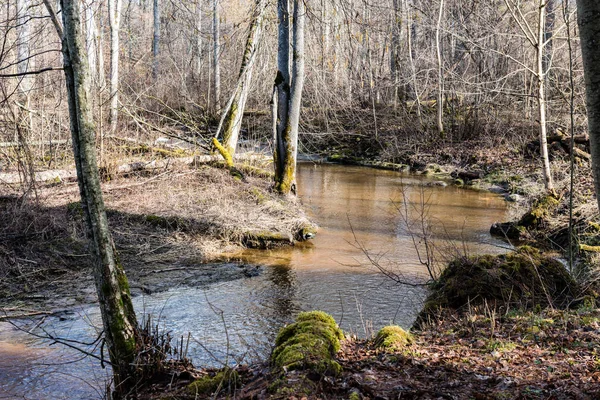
(0, 163, 508, 399)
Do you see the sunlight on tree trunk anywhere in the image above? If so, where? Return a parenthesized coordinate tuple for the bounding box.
(60, 1, 139, 396)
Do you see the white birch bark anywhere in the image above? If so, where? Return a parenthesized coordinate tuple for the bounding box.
(108, 0, 122, 135)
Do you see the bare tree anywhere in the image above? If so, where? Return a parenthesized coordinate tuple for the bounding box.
(212, 0, 221, 111)
(108, 0, 123, 135)
(152, 0, 160, 78)
(60, 0, 139, 396)
(273, 0, 305, 195)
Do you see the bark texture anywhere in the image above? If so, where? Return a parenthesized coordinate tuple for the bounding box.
(273, 0, 305, 195)
(60, 0, 138, 396)
(577, 0, 600, 210)
(108, 0, 122, 135)
(220, 0, 267, 155)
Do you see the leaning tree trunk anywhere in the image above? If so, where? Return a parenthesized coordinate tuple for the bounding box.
(60, 1, 138, 397)
(219, 0, 268, 156)
(108, 0, 122, 135)
(273, 0, 304, 195)
(577, 0, 600, 210)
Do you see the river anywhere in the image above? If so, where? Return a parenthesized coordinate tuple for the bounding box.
(0, 163, 508, 399)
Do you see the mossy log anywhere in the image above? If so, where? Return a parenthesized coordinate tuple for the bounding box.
(271, 311, 344, 376)
(242, 230, 293, 249)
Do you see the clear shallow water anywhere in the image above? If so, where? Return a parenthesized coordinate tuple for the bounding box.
(0, 163, 508, 399)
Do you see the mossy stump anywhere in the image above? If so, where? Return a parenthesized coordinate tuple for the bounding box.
(374, 325, 413, 351)
(415, 246, 580, 328)
(271, 311, 344, 376)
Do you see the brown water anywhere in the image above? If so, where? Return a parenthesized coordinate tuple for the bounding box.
(0, 163, 508, 399)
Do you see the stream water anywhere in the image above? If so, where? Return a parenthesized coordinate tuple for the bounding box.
(0, 163, 509, 399)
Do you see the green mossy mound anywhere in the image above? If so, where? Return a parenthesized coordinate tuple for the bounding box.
(271, 311, 344, 376)
(187, 368, 240, 396)
(416, 247, 580, 327)
(374, 325, 413, 351)
(518, 195, 560, 228)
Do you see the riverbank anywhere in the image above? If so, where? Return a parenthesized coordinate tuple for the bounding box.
(135, 305, 600, 399)
(0, 162, 314, 312)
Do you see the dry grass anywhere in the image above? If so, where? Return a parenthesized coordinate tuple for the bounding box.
(0, 163, 311, 310)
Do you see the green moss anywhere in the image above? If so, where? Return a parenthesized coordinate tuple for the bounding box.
(188, 368, 240, 395)
(415, 246, 580, 328)
(349, 391, 361, 400)
(374, 325, 413, 350)
(212, 137, 234, 168)
(518, 195, 560, 228)
(271, 311, 343, 375)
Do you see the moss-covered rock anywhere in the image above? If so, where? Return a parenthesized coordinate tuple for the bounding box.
(374, 325, 413, 351)
(518, 195, 560, 228)
(187, 368, 240, 395)
(271, 311, 343, 376)
(415, 246, 580, 328)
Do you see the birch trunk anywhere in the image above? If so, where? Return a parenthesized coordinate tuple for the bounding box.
(108, 0, 122, 135)
(60, 1, 138, 396)
(577, 0, 600, 210)
(212, 0, 221, 111)
(537, 0, 553, 191)
(220, 0, 268, 155)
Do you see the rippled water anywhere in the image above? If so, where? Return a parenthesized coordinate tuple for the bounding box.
(0, 163, 508, 399)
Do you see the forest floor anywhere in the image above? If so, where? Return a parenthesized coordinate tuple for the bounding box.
(138, 308, 600, 399)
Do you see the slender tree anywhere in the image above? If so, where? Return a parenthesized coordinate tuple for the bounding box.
(577, 0, 600, 210)
(273, 0, 305, 195)
(152, 0, 160, 78)
(218, 0, 268, 156)
(212, 0, 221, 111)
(108, 0, 123, 135)
(60, 0, 139, 396)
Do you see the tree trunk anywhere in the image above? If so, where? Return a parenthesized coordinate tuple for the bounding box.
(220, 0, 268, 155)
(273, 0, 304, 195)
(195, 0, 202, 77)
(108, 0, 122, 135)
(435, 0, 445, 137)
(152, 0, 160, 78)
(59, 1, 138, 397)
(212, 0, 221, 111)
(16, 0, 34, 95)
(537, 0, 553, 191)
(84, 0, 98, 83)
(577, 0, 600, 210)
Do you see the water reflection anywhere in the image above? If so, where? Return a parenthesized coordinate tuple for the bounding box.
(0, 163, 508, 399)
